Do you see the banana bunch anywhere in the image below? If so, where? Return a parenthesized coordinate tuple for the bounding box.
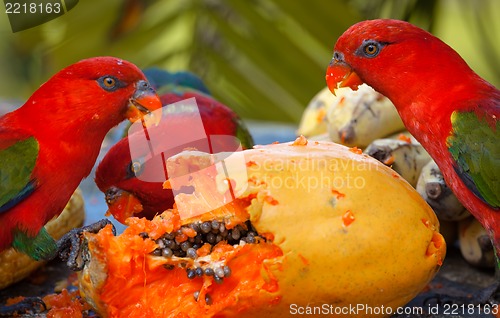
(298, 84, 405, 146)
(363, 138, 431, 187)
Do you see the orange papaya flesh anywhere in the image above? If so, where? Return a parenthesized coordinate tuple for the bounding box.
(79, 208, 283, 317)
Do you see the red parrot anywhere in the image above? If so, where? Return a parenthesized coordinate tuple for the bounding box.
(0, 57, 162, 261)
(95, 86, 254, 224)
(326, 19, 499, 272)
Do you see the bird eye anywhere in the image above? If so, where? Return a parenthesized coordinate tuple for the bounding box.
(104, 77, 115, 87)
(98, 76, 121, 91)
(364, 44, 378, 56)
(357, 40, 384, 58)
(333, 51, 342, 61)
(129, 161, 142, 177)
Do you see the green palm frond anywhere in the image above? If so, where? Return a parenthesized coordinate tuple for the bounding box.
(0, 0, 498, 123)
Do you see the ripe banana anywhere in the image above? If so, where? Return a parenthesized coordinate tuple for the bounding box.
(416, 160, 470, 221)
(364, 138, 431, 187)
(297, 86, 333, 137)
(325, 84, 405, 147)
(458, 217, 495, 269)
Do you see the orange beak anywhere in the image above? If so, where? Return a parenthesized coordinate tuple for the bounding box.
(126, 79, 162, 126)
(325, 58, 363, 95)
(105, 187, 144, 224)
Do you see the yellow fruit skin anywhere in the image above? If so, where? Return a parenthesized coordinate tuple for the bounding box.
(238, 141, 445, 317)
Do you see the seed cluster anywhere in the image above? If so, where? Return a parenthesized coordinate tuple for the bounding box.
(147, 220, 261, 283)
(186, 264, 232, 282)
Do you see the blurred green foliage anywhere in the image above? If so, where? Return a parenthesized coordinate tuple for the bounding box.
(0, 0, 498, 122)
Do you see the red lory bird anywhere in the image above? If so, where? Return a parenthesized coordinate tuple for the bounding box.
(0, 57, 162, 262)
(95, 69, 253, 224)
(326, 20, 499, 275)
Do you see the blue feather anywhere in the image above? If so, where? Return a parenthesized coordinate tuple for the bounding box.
(143, 68, 210, 95)
(0, 180, 36, 214)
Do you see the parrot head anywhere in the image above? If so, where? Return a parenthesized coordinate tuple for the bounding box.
(95, 129, 175, 224)
(325, 19, 476, 106)
(24, 57, 162, 132)
(326, 19, 425, 97)
(88, 57, 163, 126)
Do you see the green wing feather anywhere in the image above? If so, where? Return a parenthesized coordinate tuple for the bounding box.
(0, 137, 56, 260)
(0, 137, 39, 212)
(447, 111, 499, 208)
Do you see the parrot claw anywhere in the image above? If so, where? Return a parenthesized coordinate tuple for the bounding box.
(0, 296, 46, 316)
(57, 219, 116, 271)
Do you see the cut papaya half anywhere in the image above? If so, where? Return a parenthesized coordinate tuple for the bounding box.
(79, 139, 445, 318)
